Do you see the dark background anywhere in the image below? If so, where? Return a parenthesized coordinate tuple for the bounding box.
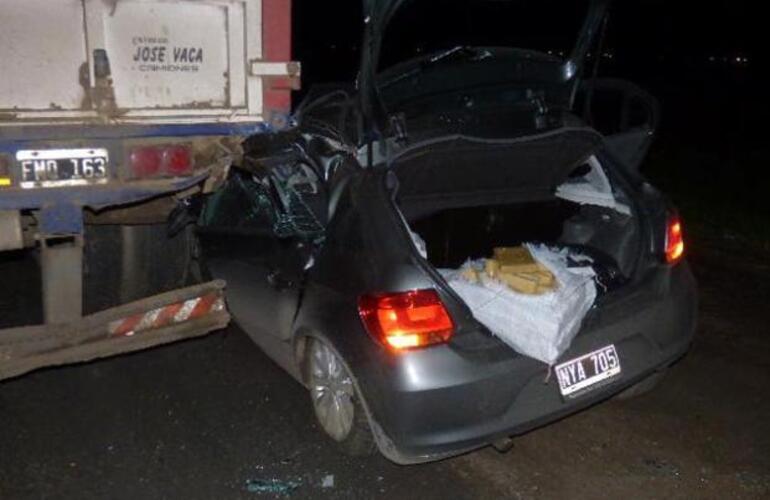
(293, 0, 765, 246)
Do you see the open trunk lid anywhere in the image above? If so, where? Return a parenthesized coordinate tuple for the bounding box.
(391, 127, 603, 214)
(358, 0, 611, 137)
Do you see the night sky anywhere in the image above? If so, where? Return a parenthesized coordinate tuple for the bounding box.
(293, 1, 758, 82)
(292, 0, 764, 227)
(293, 0, 762, 180)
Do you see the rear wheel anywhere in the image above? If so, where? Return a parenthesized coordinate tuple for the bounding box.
(306, 338, 376, 456)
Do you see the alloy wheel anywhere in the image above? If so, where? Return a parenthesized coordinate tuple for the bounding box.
(308, 340, 356, 442)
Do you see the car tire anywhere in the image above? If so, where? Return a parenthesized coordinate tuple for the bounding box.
(616, 369, 667, 400)
(305, 338, 376, 457)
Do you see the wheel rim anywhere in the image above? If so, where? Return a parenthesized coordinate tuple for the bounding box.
(308, 340, 356, 442)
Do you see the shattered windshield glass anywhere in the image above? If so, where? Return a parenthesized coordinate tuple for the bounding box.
(269, 163, 327, 240)
(201, 165, 326, 242)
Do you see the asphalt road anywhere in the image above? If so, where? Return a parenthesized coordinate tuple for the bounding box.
(1, 243, 769, 499)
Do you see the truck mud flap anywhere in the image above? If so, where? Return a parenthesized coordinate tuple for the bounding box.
(0, 280, 229, 382)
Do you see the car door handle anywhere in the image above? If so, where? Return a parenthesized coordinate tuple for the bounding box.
(267, 269, 294, 291)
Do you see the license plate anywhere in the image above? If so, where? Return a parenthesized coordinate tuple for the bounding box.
(16, 148, 109, 188)
(555, 345, 621, 398)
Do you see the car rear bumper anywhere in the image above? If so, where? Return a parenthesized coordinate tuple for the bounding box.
(366, 262, 698, 464)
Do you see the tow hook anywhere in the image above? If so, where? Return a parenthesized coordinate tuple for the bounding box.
(492, 436, 515, 453)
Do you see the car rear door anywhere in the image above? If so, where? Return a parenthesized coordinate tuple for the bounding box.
(195, 168, 320, 341)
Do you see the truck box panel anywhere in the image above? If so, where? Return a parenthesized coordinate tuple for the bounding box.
(104, 1, 230, 109)
(0, 0, 88, 111)
(0, 0, 295, 125)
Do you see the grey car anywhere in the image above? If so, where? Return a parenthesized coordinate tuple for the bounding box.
(192, 0, 697, 464)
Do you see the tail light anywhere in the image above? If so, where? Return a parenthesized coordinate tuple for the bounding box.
(358, 290, 454, 352)
(162, 145, 193, 176)
(664, 213, 685, 264)
(129, 146, 163, 178)
(128, 144, 193, 179)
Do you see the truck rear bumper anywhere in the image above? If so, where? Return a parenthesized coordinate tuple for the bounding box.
(0, 280, 229, 382)
(0, 174, 208, 212)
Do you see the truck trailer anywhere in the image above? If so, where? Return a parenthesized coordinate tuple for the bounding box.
(0, 0, 298, 380)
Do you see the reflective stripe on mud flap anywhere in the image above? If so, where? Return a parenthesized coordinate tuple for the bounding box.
(108, 292, 225, 337)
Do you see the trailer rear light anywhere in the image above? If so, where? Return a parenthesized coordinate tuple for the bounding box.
(129, 146, 163, 178)
(162, 145, 193, 176)
(358, 290, 454, 351)
(665, 214, 685, 264)
(128, 144, 193, 179)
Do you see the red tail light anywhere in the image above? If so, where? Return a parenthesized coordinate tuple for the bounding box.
(665, 214, 685, 264)
(128, 144, 193, 179)
(358, 290, 454, 352)
(163, 145, 193, 176)
(129, 147, 163, 178)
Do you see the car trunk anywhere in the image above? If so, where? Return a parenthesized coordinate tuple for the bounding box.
(393, 128, 641, 286)
(408, 198, 638, 287)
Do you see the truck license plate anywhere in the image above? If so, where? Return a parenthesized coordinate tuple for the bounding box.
(16, 148, 109, 188)
(555, 345, 622, 398)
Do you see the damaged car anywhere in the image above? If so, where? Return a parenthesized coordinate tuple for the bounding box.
(190, 0, 697, 463)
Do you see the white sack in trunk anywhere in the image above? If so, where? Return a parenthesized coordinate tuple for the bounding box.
(556, 156, 631, 216)
(440, 244, 597, 365)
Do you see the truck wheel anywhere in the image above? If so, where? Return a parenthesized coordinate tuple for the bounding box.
(305, 338, 376, 456)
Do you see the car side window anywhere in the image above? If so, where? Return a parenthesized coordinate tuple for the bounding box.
(201, 165, 326, 241)
(268, 162, 326, 240)
(200, 169, 277, 235)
